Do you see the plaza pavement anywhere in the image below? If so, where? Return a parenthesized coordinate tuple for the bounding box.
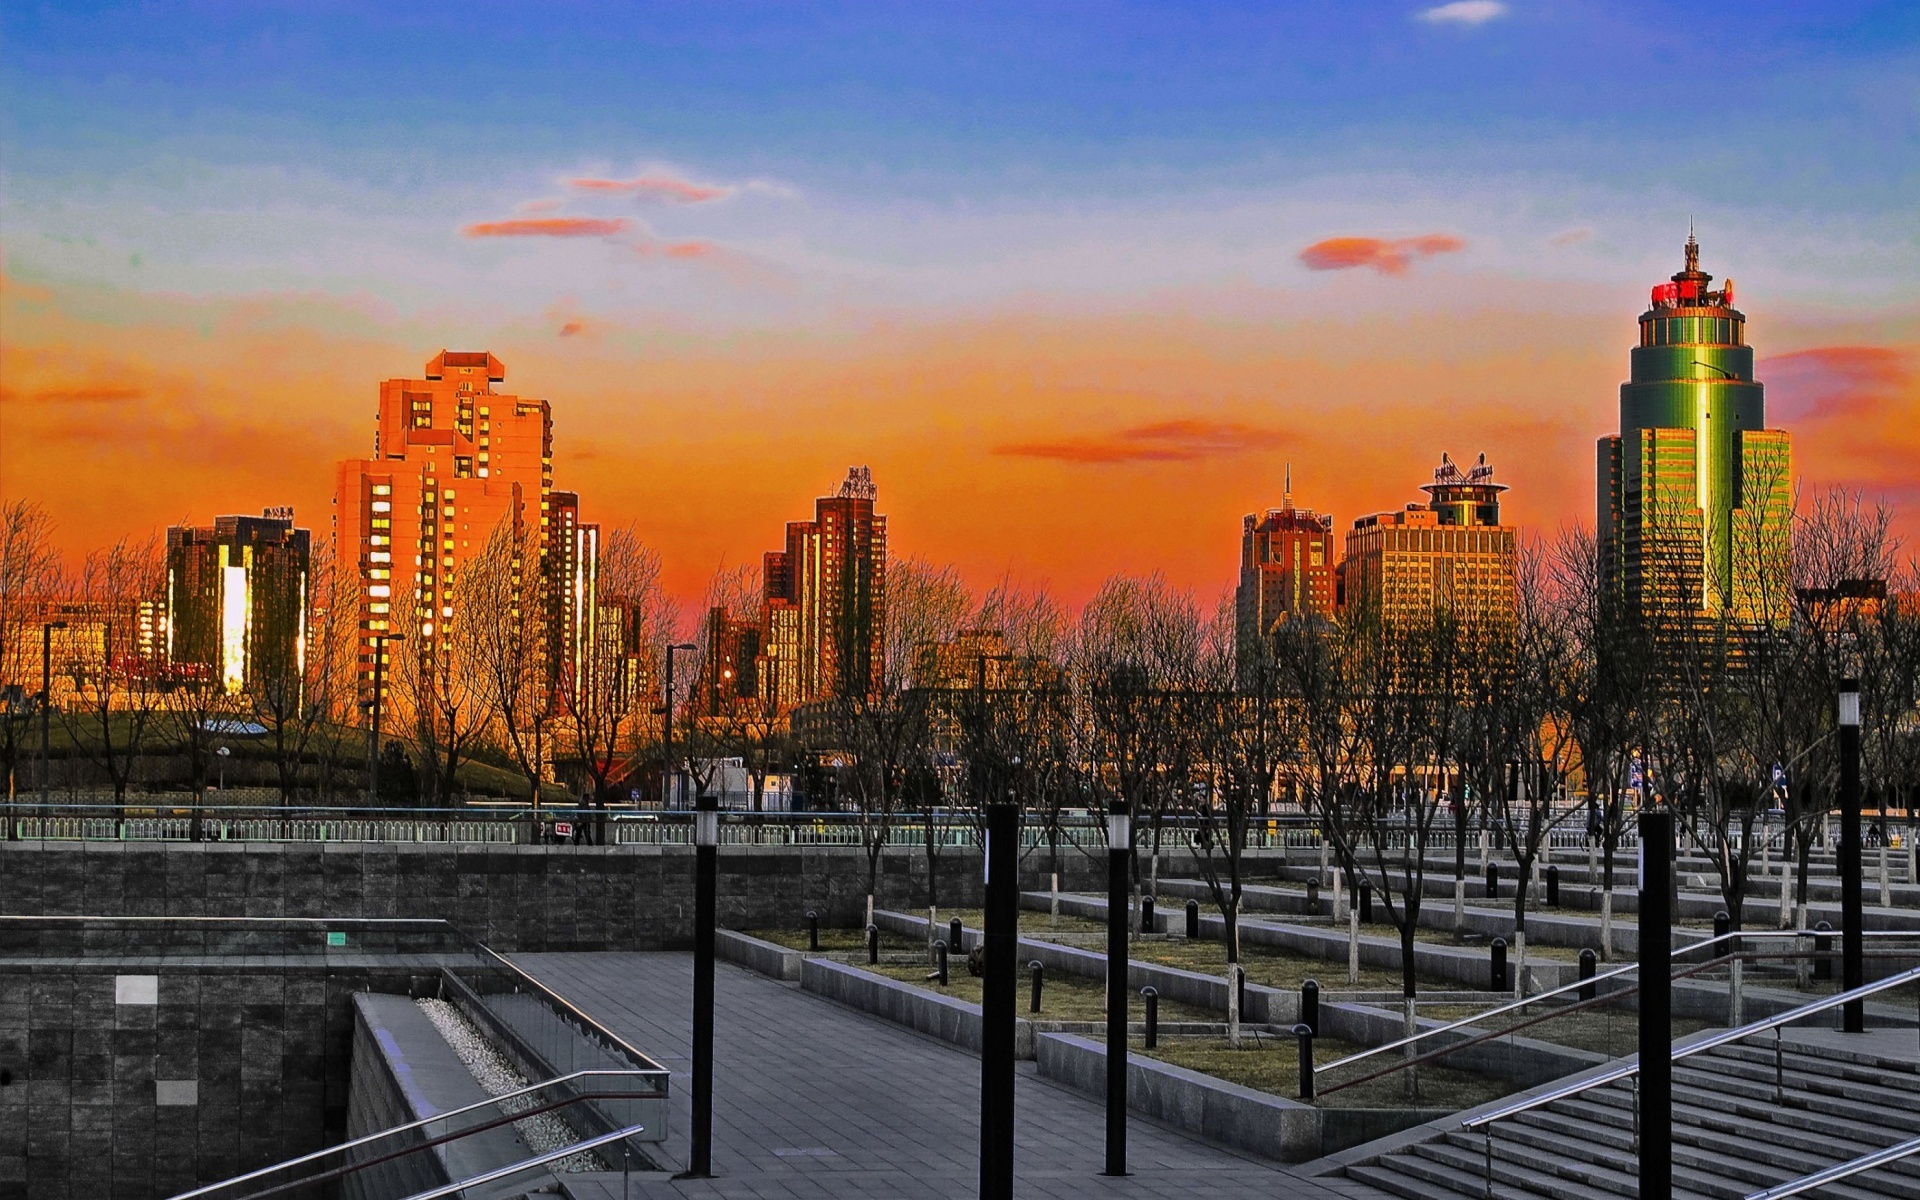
(513, 951, 1380, 1199)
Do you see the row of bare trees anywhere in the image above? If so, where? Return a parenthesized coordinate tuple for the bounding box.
(0, 500, 679, 826)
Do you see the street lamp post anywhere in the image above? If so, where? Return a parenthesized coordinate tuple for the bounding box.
(1838, 676, 1864, 1033)
(1103, 798, 1131, 1177)
(39, 620, 67, 825)
(686, 788, 719, 1177)
(662, 642, 696, 808)
(1639, 804, 1673, 1200)
(366, 632, 404, 806)
(979, 797, 1020, 1200)
(216, 745, 230, 793)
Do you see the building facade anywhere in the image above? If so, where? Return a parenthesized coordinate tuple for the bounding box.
(332, 351, 554, 708)
(758, 466, 888, 707)
(1597, 237, 1792, 626)
(164, 511, 312, 696)
(1235, 471, 1336, 680)
(1340, 454, 1517, 628)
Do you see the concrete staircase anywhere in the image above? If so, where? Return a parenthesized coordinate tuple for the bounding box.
(1340, 1030, 1920, 1199)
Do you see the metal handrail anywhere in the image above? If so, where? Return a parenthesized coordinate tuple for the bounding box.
(1313, 927, 1852, 1082)
(1460, 965, 1920, 1132)
(1745, 1133, 1920, 1200)
(396, 1122, 647, 1200)
(166, 1069, 656, 1199)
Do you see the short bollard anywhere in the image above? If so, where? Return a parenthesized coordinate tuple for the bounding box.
(1714, 910, 1730, 943)
(1305, 879, 1321, 915)
(1486, 861, 1500, 900)
(1491, 937, 1509, 992)
(1579, 948, 1597, 1001)
(1546, 865, 1560, 907)
(866, 923, 879, 965)
(806, 910, 820, 952)
(1359, 879, 1373, 924)
(1237, 964, 1248, 1018)
(1029, 961, 1044, 1013)
(1814, 921, 1833, 981)
(950, 917, 965, 956)
(1293, 1023, 1316, 1099)
(1185, 898, 1200, 939)
(1141, 895, 1156, 932)
(1301, 979, 1320, 1036)
(935, 939, 949, 986)
(1142, 987, 1160, 1049)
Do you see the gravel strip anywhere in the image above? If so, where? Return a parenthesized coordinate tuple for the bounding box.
(416, 998, 609, 1174)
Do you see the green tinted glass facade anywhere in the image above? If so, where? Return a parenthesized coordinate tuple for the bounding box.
(1599, 238, 1791, 622)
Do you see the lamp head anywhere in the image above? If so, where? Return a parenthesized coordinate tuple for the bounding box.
(1838, 677, 1860, 728)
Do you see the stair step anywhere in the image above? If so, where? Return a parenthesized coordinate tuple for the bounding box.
(1345, 1158, 1503, 1200)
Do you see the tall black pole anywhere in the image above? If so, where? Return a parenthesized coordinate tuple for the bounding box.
(368, 637, 384, 805)
(40, 622, 62, 821)
(1104, 799, 1130, 1177)
(687, 790, 718, 1177)
(1638, 805, 1672, 1200)
(1838, 677, 1863, 1032)
(979, 800, 1019, 1200)
(662, 648, 678, 808)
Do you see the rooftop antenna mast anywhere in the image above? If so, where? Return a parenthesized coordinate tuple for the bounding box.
(1284, 462, 1293, 510)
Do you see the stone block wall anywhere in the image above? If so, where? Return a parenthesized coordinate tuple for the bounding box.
(0, 841, 1129, 951)
(0, 961, 421, 1200)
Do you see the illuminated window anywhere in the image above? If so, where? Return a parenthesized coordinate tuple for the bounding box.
(371, 500, 392, 513)
(373, 484, 392, 496)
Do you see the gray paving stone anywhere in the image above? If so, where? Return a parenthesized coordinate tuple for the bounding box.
(514, 951, 1360, 1199)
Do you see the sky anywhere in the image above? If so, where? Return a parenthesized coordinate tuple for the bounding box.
(3, 0, 1917, 609)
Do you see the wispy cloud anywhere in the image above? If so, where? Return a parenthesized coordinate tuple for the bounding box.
(995, 418, 1286, 465)
(462, 217, 630, 238)
(1762, 345, 1911, 423)
(1298, 234, 1466, 275)
(0, 383, 146, 404)
(517, 198, 565, 214)
(635, 239, 722, 260)
(1550, 228, 1592, 247)
(569, 174, 733, 203)
(1417, 1, 1508, 26)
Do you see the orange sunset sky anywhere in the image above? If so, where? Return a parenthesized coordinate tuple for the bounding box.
(4, 3, 1917, 613)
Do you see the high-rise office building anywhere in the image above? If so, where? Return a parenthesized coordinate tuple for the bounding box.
(333, 351, 553, 706)
(164, 511, 312, 696)
(1235, 469, 1336, 680)
(549, 490, 601, 694)
(1340, 454, 1517, 628)
(758, 467, 888, 707)
(1597, 237, 1792, 625)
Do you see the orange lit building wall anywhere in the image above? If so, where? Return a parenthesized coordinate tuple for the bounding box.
(332, 351, 553, 708)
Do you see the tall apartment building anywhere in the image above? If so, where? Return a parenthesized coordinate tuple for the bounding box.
(1235, 470, 1336, 681)
(1598, 236, 1791, 625)
(758, 466, 888, 708)
(333, 351, 553, 707)
(164, 510, 312, 696)
(1340, 454, 1517, 628)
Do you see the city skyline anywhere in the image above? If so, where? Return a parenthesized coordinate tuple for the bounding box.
(4, 3, 1917, 611)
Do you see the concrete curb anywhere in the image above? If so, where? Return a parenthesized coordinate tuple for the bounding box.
(1033, 1032, 1444, 1164)
(716, 929, 802, 981)
(798, 957, 1035, 1060)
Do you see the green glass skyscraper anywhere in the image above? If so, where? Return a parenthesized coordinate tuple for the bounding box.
(1598, 236, 1792, 625)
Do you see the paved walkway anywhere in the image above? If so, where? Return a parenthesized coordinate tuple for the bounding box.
(513, 952, 1372, 1199)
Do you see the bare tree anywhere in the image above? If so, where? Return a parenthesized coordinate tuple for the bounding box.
(560, 529, 672, 842)
(1, 500, 63, 805)
(465, 517, 553, 828)
(389, 583, 487, 806)
(59, 536, 164, 816)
